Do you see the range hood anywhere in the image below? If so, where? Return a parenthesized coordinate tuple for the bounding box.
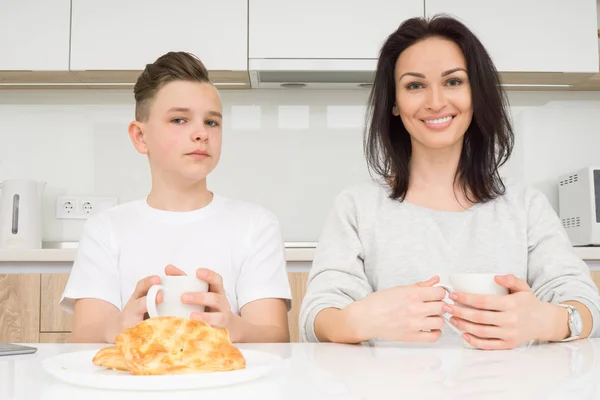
(248, 58, 596, 90)
(249, 59, 376, 89)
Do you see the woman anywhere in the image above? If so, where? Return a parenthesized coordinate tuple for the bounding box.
(298, 15, 600, 349)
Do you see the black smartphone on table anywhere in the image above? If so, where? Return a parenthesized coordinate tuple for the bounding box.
(0, 343, 37, 356)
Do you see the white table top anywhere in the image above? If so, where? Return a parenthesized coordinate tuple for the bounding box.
(2, 336, 600, 400)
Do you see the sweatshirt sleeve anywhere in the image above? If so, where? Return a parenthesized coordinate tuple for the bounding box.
(526, 188, 600, 338)
(298, 189, 374, 343)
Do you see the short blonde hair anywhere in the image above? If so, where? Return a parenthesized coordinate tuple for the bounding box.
(133, 51, 211, 121)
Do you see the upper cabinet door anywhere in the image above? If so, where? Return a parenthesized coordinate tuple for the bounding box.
(0, 0, 70, 70)
(425, 0, 599, 73)
(249, 0, 425, 59)
(70, 0, 248, 71)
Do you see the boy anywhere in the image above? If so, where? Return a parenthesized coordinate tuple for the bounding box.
(61, 51, 292, 343)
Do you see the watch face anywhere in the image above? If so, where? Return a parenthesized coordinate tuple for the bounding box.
(571, 308, 583, 335)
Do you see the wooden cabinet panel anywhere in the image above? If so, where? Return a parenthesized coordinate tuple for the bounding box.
(591, 271, 600, 292)
(287, 272, 309, 343)
(39, 332, 72, 343)
(0, 274, 40, 343)
(40, 274, 73, 332)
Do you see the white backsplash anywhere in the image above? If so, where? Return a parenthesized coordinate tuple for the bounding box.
(1, 89, 600, 243)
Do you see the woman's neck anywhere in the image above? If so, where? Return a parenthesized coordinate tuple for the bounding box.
(404, 140, 474, 212)
(409, 145, 461, 187)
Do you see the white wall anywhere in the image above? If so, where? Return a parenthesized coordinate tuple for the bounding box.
(1, 89, 600, 243)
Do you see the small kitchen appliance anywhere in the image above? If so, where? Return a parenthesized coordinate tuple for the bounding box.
(0, 179, 46, 249)
(558, 166, 600, 246)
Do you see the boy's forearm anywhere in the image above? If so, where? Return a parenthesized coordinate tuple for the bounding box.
(231, 314, 290, 343)
(72, 312, 121, 344)
(102, 312, 124, 343)
(71, 323, 111, 343)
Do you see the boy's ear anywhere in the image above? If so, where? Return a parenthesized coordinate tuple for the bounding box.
(128, 120, 149, 155)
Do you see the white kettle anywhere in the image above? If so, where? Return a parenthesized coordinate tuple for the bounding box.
(0, 179, 46, 250)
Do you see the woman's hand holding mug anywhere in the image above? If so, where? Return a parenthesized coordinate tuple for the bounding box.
(345, 276, 448, 342)
(439, 274, 550, 350)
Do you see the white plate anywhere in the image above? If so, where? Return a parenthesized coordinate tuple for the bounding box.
(41, 349, 282, 391)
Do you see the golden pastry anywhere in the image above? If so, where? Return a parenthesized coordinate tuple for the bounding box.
(92, 345, 129, 371)
(92, 316, 246, 376)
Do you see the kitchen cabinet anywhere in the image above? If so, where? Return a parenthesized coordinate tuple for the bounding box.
(287, 272, 308, 343)
(249, 0, 424, 59)
(0, 274, 71, 343)
(40, 274, 73, 333)
(248, 0, 598, 88)
(0, 274, 40, 343)
(425, 0, 599, 82)
(0, 0, 71, 71)
(1, 0, 598, 89)
(69, 0, 249, 86)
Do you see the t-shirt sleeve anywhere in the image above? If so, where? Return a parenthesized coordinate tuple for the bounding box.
(235, 210, 292, 312)
(60, 213, 122, 314)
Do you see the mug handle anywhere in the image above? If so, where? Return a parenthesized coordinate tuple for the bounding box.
(146, 284, 164, 318)
(437, 284, 464, 336)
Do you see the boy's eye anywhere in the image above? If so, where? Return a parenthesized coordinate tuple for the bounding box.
(206, 120, 220, 127)
(406, 82, 423, 90)
(171, 118, 186, 124)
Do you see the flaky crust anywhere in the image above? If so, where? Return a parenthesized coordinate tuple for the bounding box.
(92, 317, 246, 375)
(92, 345, 129, 371)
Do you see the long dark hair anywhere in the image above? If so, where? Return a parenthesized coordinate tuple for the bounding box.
(364, 15, 514, 203)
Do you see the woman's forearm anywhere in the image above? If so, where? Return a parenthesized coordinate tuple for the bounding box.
(314, 304, 370, 344)
(538, 301, 593, 342)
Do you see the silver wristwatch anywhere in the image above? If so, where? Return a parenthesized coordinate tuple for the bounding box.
(557, 304, 582, 342)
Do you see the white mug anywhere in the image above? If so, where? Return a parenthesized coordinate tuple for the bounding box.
(146, 276, 209, 318)
(438, 273, 510, 346)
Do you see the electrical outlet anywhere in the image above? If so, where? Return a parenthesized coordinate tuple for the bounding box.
(56, 196, 118, 219)
(60, 198, 77, 216)
(81, 201, 93, 215)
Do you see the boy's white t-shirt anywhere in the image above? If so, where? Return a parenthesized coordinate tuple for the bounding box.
(60, 194, 292, 315)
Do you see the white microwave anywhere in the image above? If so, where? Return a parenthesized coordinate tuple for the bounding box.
(558, 166, 600, 246)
